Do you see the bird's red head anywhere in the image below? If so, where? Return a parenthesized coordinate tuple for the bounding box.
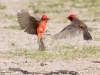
(41, 14, 49, 20)
(67, 14, 76, 21)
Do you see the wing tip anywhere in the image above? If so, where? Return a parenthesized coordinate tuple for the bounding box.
(17, 9, 28, 14)
(18, 10, 21, 13)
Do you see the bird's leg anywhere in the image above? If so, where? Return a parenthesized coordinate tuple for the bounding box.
(37, 38, 45, 50)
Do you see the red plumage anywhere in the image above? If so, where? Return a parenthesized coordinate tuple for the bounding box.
(17, 9, 49, 49)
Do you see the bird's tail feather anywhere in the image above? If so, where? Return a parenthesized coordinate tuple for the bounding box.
(83, 28, 92, 40)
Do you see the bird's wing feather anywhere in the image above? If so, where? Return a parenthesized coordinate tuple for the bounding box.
(74, 18, 92, 40)
(52, 22, 82, 39)
(17, 9, 40, 34)
(82, 29, 92, 40)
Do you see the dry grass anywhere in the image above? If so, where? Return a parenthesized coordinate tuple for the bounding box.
(0, 2, 6, 9)
(4, 45, 100, 61)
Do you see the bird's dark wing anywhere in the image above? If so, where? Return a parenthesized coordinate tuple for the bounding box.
(52, 22, 82, 39)
(82, 28, 92, 40)
(17, 9, 40, 34)
(74, 18, 92, 40)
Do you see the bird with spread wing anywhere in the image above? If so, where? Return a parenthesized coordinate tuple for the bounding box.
(52, 14, 92, 40)
(17, 9, 49, 50)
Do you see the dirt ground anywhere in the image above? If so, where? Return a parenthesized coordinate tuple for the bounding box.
(0, 57, 100, 75)
(0, 0, 100, 75)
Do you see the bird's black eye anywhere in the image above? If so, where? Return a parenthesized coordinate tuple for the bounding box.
(68, 17, 73, 21)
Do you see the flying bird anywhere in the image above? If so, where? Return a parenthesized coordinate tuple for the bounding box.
(17, 9, 49, 49)
(52, 14, 92, 40)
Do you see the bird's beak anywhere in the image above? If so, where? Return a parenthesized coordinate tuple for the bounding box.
(47, 18, 50, 20)
(67, 17, 69, 18)
(42, 18, 50, 20)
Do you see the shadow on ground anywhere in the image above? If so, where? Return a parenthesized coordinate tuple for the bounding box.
(92, 61, 100, 63)
(8, 68, 80, 75)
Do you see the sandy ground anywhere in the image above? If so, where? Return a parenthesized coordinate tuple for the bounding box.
(0, 0, 100, 75)
(0, 57, 100, 75)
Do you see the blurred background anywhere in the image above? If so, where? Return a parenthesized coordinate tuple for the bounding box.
(0, 1, 100, 75)
(0, 0, 100, 26)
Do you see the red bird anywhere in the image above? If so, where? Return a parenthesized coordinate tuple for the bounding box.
(52, 14, 92, 40)
(17, 9, 49, 49)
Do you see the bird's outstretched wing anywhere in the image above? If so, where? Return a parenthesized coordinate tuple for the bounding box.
(52, 22, 82, 39)
(17, 9, 40, 34)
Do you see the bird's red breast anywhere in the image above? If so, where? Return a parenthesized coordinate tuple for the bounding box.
(37, 21, 47, 41)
